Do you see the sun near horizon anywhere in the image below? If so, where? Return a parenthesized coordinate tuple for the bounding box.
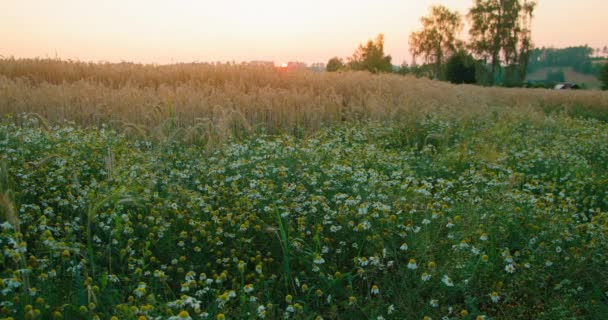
(2, 0, 608, 65)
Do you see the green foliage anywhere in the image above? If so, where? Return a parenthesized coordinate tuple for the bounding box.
(600, 63, 608, 90)
(1, 110, 608, 319)
(348, 34, 393, 73)
(394, 61, 411, 75)
(326, 57, 345, 72)
(468, 0, 536, 85)
(445, 50, 477, 84)
(396, 63, 436, 78)
(409, 5, 463, 79)
(546, 69, 566, 83)
(529, 46, 597, 75)
(502, 64, 526, 87)
(473, 61, 493, 86)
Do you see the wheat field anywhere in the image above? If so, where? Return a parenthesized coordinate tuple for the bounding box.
(1, 58, 607, 140)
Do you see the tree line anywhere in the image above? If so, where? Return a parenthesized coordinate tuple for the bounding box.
(326, 0, 608, 90)
(408, 0, 538, 86)
(528, 46, 604, 75)
(326, 0, 537, 86)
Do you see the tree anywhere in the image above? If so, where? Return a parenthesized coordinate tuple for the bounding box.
(348, 34, 393, 73)
(326, 57, 345, 72)
(600, 63, 608, 90)
(468, 0, 536, 85)
(409, 5, 463, 79)
(445, 50, 477, 84)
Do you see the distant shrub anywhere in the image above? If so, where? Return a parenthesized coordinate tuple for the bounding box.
(348, 34, 393, 73)
(600, 63, 608, 90)
(445, 51, 477, 84)
(326, 57, 345, 72)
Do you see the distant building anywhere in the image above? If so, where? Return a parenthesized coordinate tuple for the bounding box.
(554, 83, 580, 90)
(247, 61, 275, 67)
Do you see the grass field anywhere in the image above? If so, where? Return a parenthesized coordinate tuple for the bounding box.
(1, 59, 608, 320)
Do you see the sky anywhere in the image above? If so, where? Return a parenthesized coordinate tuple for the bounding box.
(1, 0, 607, 65)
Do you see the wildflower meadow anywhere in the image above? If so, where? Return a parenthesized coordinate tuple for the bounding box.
(1, 109, 607, 319)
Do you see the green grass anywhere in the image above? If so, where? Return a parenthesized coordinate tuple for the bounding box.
(0, 110, 607, 320)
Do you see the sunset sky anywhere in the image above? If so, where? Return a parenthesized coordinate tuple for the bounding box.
(1, 0, 607, 65)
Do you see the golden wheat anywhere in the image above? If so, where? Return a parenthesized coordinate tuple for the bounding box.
(1, 58, 607, 141)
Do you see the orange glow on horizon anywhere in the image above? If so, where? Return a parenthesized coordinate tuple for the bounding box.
(1, 0, 607, 65)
